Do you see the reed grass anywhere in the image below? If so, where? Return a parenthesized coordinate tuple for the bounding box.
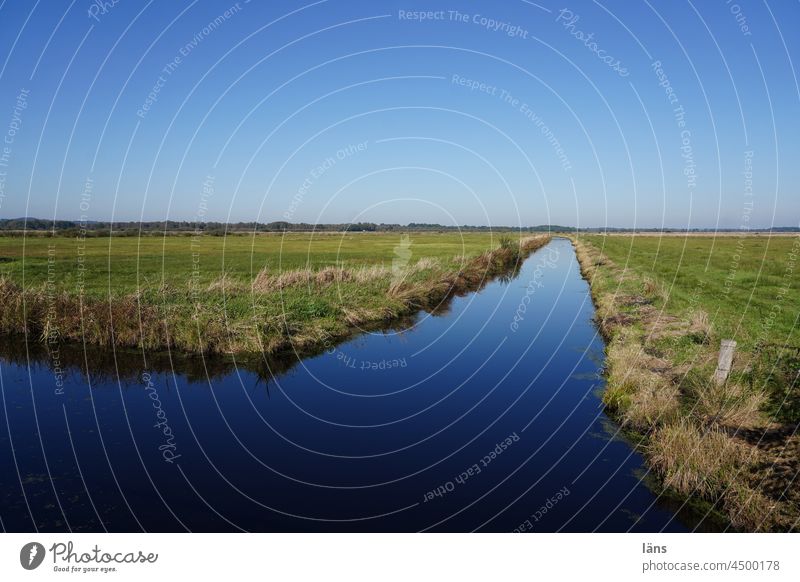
(0, 233, 550, 357)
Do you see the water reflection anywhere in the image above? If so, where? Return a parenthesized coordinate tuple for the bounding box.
(0, 239, 722, 532)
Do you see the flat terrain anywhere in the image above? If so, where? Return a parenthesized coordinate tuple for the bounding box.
(0, 231, 548, 354)
(576, 233, 799, 531)
(582, 234, 799, 352)
(0, 231, 505, 296)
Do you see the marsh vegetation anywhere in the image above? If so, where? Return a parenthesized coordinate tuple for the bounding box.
(574, 234, 799, 531)
(0, 232, 549, 355)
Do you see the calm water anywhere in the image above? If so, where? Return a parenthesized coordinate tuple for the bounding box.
(0, 238, 713, 532)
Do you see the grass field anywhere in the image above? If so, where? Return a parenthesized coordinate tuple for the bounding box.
(575, 234, 799, 531)
(0, 232, 507, 295)
(0, 231, 549, 354)
(583, 234, 799, 351)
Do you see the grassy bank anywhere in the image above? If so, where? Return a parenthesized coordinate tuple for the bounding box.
(574, 234, 799, 531)
(0, 232, 550, 355)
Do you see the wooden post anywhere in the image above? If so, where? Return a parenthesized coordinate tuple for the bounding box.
(713, 339, 737, 385)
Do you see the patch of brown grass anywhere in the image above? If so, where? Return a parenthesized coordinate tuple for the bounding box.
(695, 380, 766, 429)
(315, 266, 353, 285)
(252, 267, 313, 292)
(649, 421, 746, 498)
(603, 342, 679, 428)
(723, 482, 780, 532)
(385, 240, 550, 308)
(412, 257, 440, 271)
(275, 268, 312, 288)
(353, 265, 391, 283)
(520, 235, 550, 254)
(687, 309, 713, 344)
(251, 267, 273, 292)
(603, 342, 646, 411)
(625, 376, 680, 430)
(341, 307, 372, 326)
(641, 276, 665, 302)
(254, 264, 394, 292)
(572, 238, 608, 281)
(207, 272, 240, 293)
(387, 278, 410, 299)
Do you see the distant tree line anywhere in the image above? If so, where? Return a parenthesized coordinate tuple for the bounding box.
(0, 218, 795, 235)
(0, 218, 575, 236)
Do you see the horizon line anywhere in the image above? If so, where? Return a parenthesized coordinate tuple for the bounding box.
(1, 217, 798, 232)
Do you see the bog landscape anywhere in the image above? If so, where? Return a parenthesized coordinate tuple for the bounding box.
(0, 226, 796, 531)
(0, 1, 797, 541)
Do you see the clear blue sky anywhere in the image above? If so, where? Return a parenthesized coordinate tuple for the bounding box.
(0, 0, 797, 228)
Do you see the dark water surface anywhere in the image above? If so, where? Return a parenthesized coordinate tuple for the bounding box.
(0, 238, 711, 532)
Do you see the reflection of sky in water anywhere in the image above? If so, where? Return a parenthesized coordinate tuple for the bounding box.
(0, 240, 719, 532)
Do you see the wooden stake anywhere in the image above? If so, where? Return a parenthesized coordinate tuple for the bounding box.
(713, 339, 737, 385)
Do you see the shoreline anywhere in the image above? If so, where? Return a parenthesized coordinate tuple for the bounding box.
(0, 235, 551, 358)
(570, 235, 798, 532)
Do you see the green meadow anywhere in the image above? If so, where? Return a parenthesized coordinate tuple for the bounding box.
(0, 231, 547, 355)
(576, 234, 799, 531)
(0, 231, 506, 296)
(582, 234, 799, 352)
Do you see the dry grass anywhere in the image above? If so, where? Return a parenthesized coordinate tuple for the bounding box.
(603, 342, 647, 411)
(354, 265, 391, 283)
(723, 482, 780, 532)
(520, 235, 548, 253)
(595, 295, 625, 338)
(273, 268, 312, 289)
(252, 267, 313, 292)
(0, 281, 171, 350)
(571, 235, 798, 531)
(642, 276, 661, 300)
(251, 266, 274, 292)
(412, 257, 440, 271)
(572, 239, 608, 281)
(652, 421, 780, 530)
(625, 377, 681, 430)
(387, 278, 410, 299)
(342, 307, 377, 326)
(0, 237, 552, 356)
(0, 276, 20, 296)
(314, 266, 353, 285)
(649, 421, 746, 498)
(694, 380, 766, 429)
(687, 309, 713, 344)
(254, 264, 401, 293)
(603, 342, 679, 429)
(386, 239, 551, 307)
(206, 272, 243, 293)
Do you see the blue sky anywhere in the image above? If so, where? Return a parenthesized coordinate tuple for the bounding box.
(0, 0, 797, 228)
